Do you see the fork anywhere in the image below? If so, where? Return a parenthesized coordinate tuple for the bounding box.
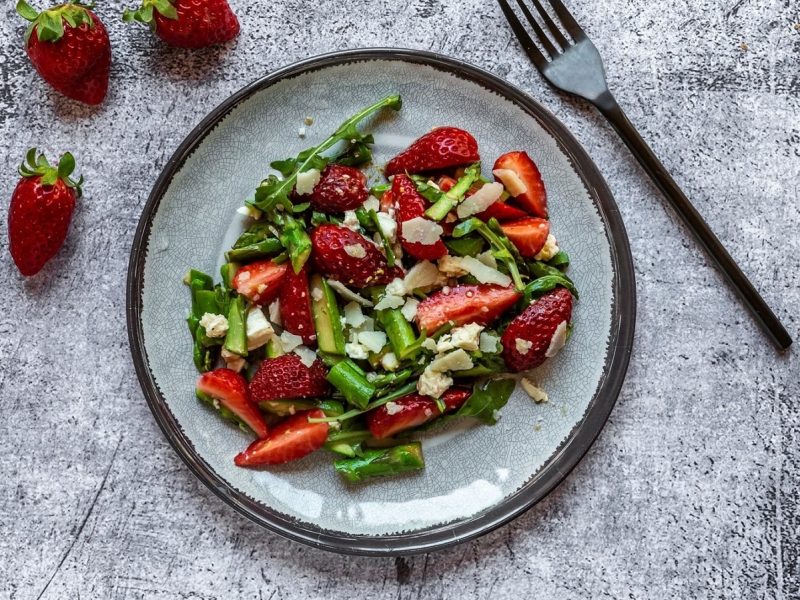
(498, 0, 792, 350)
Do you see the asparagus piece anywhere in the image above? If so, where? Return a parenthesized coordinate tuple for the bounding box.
(424, 163, 481, 221)
(335, 443, 425, 483)
(326, 359, 376, 409)
(224, 295, 248, 356)
(310, 275, 346, 355)
(225, 239, 282, 263)
(378, 309, 417, 359)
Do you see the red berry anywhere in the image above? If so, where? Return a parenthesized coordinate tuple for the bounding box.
(197, 368, 268, 438)
(501, 218, 550, 258)
(501, 288, 573, 372)
(476, 200, 529, 223)
(248, 354, 329, 404)
(233, 260, 288, 305)
(235, 409, 329, 467)
(124, 0, 239, 49)
(415, 284, 521, 333)
(366, 388, 471, 439)
(493, 151, 548, 218)
(392, 174, 447, 261)
(311, 224, 402, 288)
(8, 150, 82, 276)
(306, 164, 368, 212)
(20, 3, 110, 105)
(385, 127, 480, 176)
(279, 265, 316, 346)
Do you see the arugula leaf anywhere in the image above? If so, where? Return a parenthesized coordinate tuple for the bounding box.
(456, 378, 516, 425)
(522, 275, 579, 303)
(334, 134, 375, 167)
(548, 250, 570, 269)
(452, 218, 524, 290)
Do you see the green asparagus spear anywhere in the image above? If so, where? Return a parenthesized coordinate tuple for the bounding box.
(327, 359, 376, 409)
(378, 309, 417, 359)
(224, 295, 248, 356)
(423, 163, 481, 221)
(225, 239, 282, 263)
(335, 443, 425, 483)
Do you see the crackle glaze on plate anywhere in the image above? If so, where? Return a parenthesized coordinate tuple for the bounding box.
(127, 49, 635, 555)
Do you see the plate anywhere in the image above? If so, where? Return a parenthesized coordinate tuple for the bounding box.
(127, 48, 635, 556)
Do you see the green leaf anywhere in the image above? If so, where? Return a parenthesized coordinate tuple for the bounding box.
(522, 275, 578, 303)
(455, 378, 516, 425)
(152, 0, 178, 20)
(548, 250, 570, 269)
(16, 0, 39, 21)
(57, 152, 75, 179)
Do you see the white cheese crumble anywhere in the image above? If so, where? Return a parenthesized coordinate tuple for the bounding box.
(521, 377, 549, 403)
(199, 313, 228, 338)
(358, 331, 387, 353)
(376, 212, 397, 242)
(493, 168, 528, 196)
(456, 182, 504, 218)
(448, 323, 484, 352)
(343, 301, 366, 327)
(326, 279, 373, 306)
(236, 205, 262, 220)
(534, 234, 560, 262)
(293, 345, 318, 368)
(430, 349, 474, 372)
(381, 352, 400, 371)
(295, 168, 321, 195)
(417, 368, 453, 399)
(437, 255, 469, 277)
(345, 342, 369, 360)
(311, 287, 324, 302)
(384, 401, 403, 415)
(342, 210, 360, 231)
(221, 347, 246, 372)
(400, 297, 419, 321)
(374, 294, 405, 311)
(362, 195, 380, 212)
(479, 332, 500, 353)
(298, 126, 306, 138)
(385, 278, 406, 297)
(343, 243, 366, 258)
(246, 307, 274, 350)
(279, 330, 304, 352)
(458, 256, 512, 287)
(422, 338, 438, 352)
(268, 300, 282, 326)
(545, 320, 568, 358)
(401, 216, 443, 246)
(402, 260, 441, 292)
(476, 250, 497, 269)
(515, 338, 533, 355)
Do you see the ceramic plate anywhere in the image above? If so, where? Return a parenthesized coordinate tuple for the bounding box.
(127, 48, 635, 555)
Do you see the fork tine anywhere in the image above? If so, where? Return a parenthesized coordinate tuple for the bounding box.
(527, 0, 570, 47)
(510, 0, 559, 57)
(546, 0, 587, 41)
(497, 0, 549, 68)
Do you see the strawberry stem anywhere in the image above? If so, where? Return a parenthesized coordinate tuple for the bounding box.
(17, 1, 95, 44)
(18, 148, 83, 197)
(122, 0, 177, 26)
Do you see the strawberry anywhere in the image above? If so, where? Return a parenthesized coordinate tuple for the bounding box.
(8, 149, 82, 276)
(17, 1, 110, 105)
(476, 200, 529, 223)
(501, 218, 550, 258)
(366, 388, 471, 439)
(311, 224, 402, 288)
(501, 288, 573, 372)
(307, 164, 368, 213)
(385, 127, 480, 176)
(197, 369, 268, 438)
(436, 175, 457, 192)
(379, 189, 394, 213)
(123, 0, 239, 49)
(233, 260, 288, 305)
(493, 151, 548, 218)
(392, 174, 447, 261)
(415, 284, 521, 333)
(235, 409, 329, 467)
(248, 354, 329, 403)
(279, 264, 316, 346)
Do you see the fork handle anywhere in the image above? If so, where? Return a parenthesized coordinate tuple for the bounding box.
(594, 92, 792, 350)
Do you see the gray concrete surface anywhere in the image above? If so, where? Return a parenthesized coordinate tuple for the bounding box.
(1, 0, 798, 598)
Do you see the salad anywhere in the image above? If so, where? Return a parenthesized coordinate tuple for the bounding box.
(185, 94, 577, 483)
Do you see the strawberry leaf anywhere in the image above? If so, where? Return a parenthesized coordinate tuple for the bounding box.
(57, 152, 76, 180)
(16, 0, 39, 21)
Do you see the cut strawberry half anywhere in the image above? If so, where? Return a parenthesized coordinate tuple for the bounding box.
(233, 260, 288, 305)
(279, 264, 316, 346)
(493, 151, 548, 218)
(393, 174, 448, 261)
(501, 218, 550, 258)
(436, 175, 458, 192)
(366, 388, 471, 439)
(476, 200, 529, 223)
(415, 284, 522, 333)
(501, 287, 573, 372)
(379, 189, 394, 212)
(234, 409, 329, 466)
(197, 369, 268, 438)
(248, 354, 329, 403)
(385, 127, 480, 176)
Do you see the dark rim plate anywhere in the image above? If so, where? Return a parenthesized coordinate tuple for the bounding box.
(126, 48, 636, 556)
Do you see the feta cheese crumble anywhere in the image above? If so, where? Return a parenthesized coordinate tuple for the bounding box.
(294, 345, 318, 368)
(493, 168, 528, 196)
(343, 301, 366, 327)
(384, 401, 403, 415)
(326, 279, 373, 306)
(381, 352, 400, 371)
(400, 297, 419, 321)
(199, 313, 228, 338)
(342, 210, 360, 231)
(221, 347, 246, 372)
(515, 338, 533, 355)
(246, 307, 274, 350)
(520, 377, 549, 403)
(345, 342, 369, 360)
(401, 216, 443, 245)
(279, 330, 304, 353)
(343, 243, 366, 258)
(357, 331, 387, 353)
(295, 168, 321, 195)
(456, 182, 504, 218)
(534, 234, 560, 261)
(545, 321, 568, 358)
(479, 332, 501, 353)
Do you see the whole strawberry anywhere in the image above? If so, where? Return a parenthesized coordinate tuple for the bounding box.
(123, 0, 240, 49)
(248, 354, 329, 404)
(311, 224, 403, 288)
(8, 149, 82, 276)
(385, 127, 480, 176)
(17, 0, 111, 105)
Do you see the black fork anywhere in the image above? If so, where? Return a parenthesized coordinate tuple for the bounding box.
(498, 0, 792, 350)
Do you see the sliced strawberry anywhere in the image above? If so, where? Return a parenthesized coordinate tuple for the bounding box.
(476, 200, 529, 223)
(436, 175, 457, 192)
(234, 409, 329, 466)
(233, 260, 288, 305)
(308, 164, 368, 212)
(311, 224, 403, 288)
(493, 151, 548, 218)
(501, 218, 550, 258)
(415, 284, 521, 333)
(249, 354, 329, 403)
(385, 127, 479, 176)
(279, 264, 316, 346)
(501, 288, 573, 372)
(379, 189, 394, 212)
(366, 388, 471, 439)
(197, 369, 268, 438)
(392, 174, 447, 261)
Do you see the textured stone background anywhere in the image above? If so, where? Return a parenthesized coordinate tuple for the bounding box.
(1, 0, 798, 598)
